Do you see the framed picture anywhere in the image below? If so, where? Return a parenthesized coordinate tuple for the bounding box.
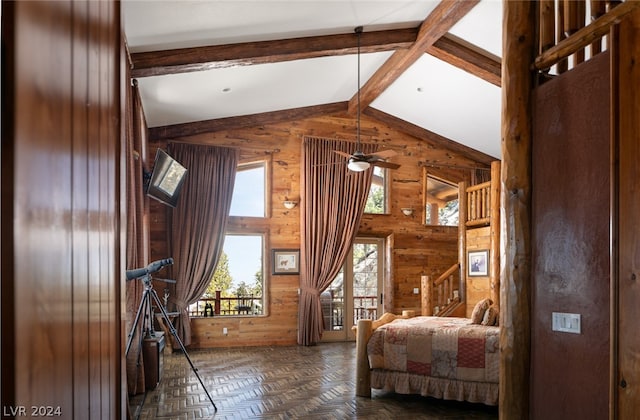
(468, 250, 489, 276)
(272, 249, 300, 275)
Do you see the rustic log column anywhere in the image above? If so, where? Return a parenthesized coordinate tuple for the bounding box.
(458, 180, 468, 303)
(355, 319, 373, 397)
(489, 161, 501, 309)
(614, 8, 640, 417)
(500, 1, 536, 418)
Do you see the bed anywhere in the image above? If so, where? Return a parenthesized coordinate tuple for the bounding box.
(355, 310, 499, 406)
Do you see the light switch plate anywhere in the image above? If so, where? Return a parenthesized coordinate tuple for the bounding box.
(413, 287, 420, 294)
(552, 312, 581, 334)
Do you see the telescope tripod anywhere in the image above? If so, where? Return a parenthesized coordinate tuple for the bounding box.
(125, 274, 217, 412)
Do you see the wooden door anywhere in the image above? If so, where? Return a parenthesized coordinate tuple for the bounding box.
(321, 238, 384, 342)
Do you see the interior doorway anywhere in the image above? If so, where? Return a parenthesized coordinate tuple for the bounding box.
(321, 238, 384, 342)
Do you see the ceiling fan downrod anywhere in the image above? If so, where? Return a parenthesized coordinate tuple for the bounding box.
(355, 25, 363, 153)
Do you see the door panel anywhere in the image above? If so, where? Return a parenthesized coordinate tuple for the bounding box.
(322, 238, 383, 341)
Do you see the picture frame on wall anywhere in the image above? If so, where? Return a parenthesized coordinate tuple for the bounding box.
(272, 249, 300, 275)
(468, 250, 489, 276)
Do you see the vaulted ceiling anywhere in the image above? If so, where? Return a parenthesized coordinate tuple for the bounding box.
(122, 0, 502, 160)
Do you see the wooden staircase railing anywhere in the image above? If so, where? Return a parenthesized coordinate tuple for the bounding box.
(421, 263, 462, 316)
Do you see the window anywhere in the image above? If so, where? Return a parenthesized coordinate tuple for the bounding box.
(425, 176, 459, 226)
(191, 160, 269, 317)
(190, 234, 265, 317)
(229, 162, 266, 217)
(364, 166, 388, 214)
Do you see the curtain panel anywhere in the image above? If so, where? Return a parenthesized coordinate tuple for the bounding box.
(167, 143, 238, 347)
(125, 82, 150, 395)
(298, 136, 376, 345)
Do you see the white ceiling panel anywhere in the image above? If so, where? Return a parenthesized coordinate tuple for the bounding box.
(372, 53, 501, 158)
(449, 0, 502, 57)
(137, 51, 393, 127)
(124, 0, 441, 52)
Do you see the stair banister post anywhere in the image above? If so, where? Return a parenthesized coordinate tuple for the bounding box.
(421, 275, 433, 316)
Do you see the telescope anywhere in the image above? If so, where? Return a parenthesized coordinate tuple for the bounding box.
(124, 256, 216, 411)
(126, 258, 173, 281)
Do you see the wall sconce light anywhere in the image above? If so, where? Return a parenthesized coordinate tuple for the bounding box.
(284, 200, 298, 209)
(401, 207, 414, 216)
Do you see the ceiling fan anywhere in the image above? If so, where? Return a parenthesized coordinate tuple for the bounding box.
(335, 26, 401, 172)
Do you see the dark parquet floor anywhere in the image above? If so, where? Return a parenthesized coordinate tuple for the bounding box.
(129, 342, 498, 420)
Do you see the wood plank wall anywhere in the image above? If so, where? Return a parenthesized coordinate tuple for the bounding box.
(465, 226, 491, 317)
(147, 112, 485, 347)
(1, 1, 125, 418)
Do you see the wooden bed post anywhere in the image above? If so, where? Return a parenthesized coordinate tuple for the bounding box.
(500, 0, 536, 419)
(421, 275, 433, 316)
(355, 319, 373, 397)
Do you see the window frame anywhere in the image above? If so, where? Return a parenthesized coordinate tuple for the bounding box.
(364, 166, 390, 215)
(193, 229, 269, 318)
(422, 169, 460, 227)
(229, 159, 271, 219)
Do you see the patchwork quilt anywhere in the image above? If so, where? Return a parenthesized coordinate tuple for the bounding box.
(367, 316, 499, 384)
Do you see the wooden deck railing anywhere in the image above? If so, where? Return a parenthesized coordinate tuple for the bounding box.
(421, 263, 461, 316)
(189, 291, 262, 316)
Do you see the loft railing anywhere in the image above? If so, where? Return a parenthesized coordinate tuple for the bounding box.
(536, 1, 638, 75)
(465, 181, 491, 227)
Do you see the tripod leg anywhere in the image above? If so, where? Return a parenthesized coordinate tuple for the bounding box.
(149, 289, 217, 412)
(126, 288, 152, 357)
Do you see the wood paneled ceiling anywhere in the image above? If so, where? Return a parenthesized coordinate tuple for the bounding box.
(123, 0, 502, 160)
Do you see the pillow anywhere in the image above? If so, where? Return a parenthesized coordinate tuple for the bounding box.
(471, 298, 493, 324)
(482, 304, 499, 326)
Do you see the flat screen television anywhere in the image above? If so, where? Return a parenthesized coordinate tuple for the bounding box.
(146, 149, 187, 208)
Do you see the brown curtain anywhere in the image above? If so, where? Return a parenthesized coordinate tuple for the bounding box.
(298, 136, 376, 345)
(125, 81, 149, 395)
(167, 143, 238, 347)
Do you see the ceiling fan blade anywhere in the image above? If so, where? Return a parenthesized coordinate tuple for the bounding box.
(372, 161, 401, 170)
(368, 149, 397, 159)
(333, 150, 354, 159)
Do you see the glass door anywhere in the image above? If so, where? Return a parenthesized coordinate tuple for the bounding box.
(321, 238, 384, 341)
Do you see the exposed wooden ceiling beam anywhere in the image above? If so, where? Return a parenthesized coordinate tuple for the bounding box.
(131, 28, 417, 78)
(348, 0, 480, 114)
(363, 107, 495, 166)
(427, 33, 501, 87)
(149, 102, 348, 141)
(131, 27, 500, 86)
